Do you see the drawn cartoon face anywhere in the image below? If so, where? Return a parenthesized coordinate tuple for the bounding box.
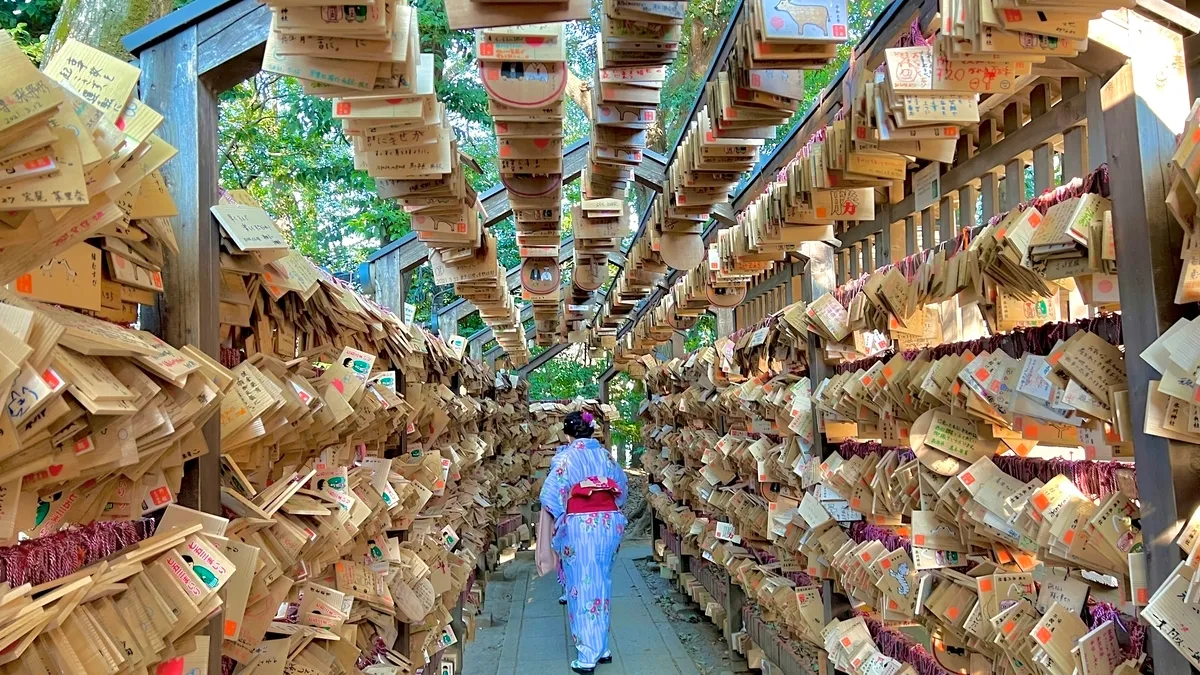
(181, 554, 219, 588)
(7, 387, 37, 418)
(343, 5, 368, 22)
(526, 63, 549, 82)
(888, 562, 911, 596)
(34, 494, 55, 526)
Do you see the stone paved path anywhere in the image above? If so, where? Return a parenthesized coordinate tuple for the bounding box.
(464, 543, 702, 675)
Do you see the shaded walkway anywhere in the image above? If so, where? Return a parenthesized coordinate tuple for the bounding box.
(466, 542, 703, 675)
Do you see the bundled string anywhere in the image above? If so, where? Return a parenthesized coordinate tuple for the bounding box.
(728, 312, 780, 344)
(356, 636, 391, 670)
(985, 164, 1111, 228)
(904, 314, 1123, 362)
(663, 525, 682, 556)
(0, 518, 156, 588)
(836, 430, 1133, 500)
(747, 545, 815, 587)
(832, 163, 1111, 311)
(859, 612, 955, 675)
(741, 602, 824, 665)
(833, 224, 985, 307)
(849, 521, 912, 555)
(993, 455, 1136, 501)
(836, 315, 1122, 375)
(835, 349, 896, 375)
(1089, 600, 1147, 663)
(838, 439, 916, 463)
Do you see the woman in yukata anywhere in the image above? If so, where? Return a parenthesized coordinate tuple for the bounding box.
(539, 411, 628, 673)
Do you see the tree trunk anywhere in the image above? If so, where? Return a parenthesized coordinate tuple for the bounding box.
(43, 0, 172, 63)
(689, 18, 707, 78)
(565, 71, 592, 121)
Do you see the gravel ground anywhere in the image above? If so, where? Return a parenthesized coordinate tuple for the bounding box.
(632, 555, 750, 675)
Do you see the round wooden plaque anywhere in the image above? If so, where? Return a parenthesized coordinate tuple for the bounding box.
(502, 173, 562, 198)
(522, 258, 560, 295)
(659, 232, 705, 269)
(480, 61, 567, 108)
(706, 282, 747, 308)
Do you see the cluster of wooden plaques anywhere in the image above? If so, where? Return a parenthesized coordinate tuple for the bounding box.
(574, 0, 688, 351)
(602, 0, 851, 366)
(262, 0, 541, 364)
(613, 0, 1136, 364)
(0, 31, 550, 673)
(639, 304, 1149, 675)
(527, 400, 619, 489)
(0, 35, 178, 321)
(475, 23, 569, 350)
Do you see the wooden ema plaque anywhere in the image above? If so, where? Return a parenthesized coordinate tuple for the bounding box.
(521, 257, 561, 295)
(706, 281, 747, 308)
(480, 61, 567, 108)
(501, 173, 562, 198)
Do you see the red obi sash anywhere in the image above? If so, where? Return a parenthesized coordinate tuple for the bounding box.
(566, 477, 621, 514)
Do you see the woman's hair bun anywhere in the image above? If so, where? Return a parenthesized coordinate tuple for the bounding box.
(563, 411, 595, 439)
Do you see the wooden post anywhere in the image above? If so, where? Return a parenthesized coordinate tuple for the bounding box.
(1102, 14, 1198, 674)
(955, 132, 978, 232)
(1031, 84, 1055, 194)
(921, 207, 934, 249)
(1061, 78, 1088, 181)
(1086, 75, 1109, 172)
(137, 24, 224, 673)
(876, 220, 890, 266)
(978, 119, 1000, 221)
(715, 308, 735, 337)
(958, 185, 977, 231)
(905, 215, 917, 256)
(849, 243, 860, 278)
(801, 242, 835, 462)
(937, 195, 954, 242)
(1003, 102, 1027, 210)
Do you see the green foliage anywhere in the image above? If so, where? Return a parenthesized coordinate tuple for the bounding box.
(526, 346, 604, 401)
(1, 0, 59, 62)
(608, 371, 646, 460)
(217, 76, 412, 273)
(685, 314, 717, 351)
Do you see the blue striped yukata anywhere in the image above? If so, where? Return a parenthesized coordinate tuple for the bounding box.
(539, 438, 629, 668)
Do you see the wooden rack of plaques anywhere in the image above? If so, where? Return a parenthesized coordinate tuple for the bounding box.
(612, 0, 1200, 673)
(0, 10, 541, 674)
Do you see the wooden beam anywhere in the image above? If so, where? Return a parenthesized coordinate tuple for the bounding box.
(625, 0, 748, 251)
(637, 149, 668, 192)
(842, 87, 1087, 246)
(123, 0, 245, 54)
(196, 0, 267, 77)
(1101, 15, 1197, 674)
